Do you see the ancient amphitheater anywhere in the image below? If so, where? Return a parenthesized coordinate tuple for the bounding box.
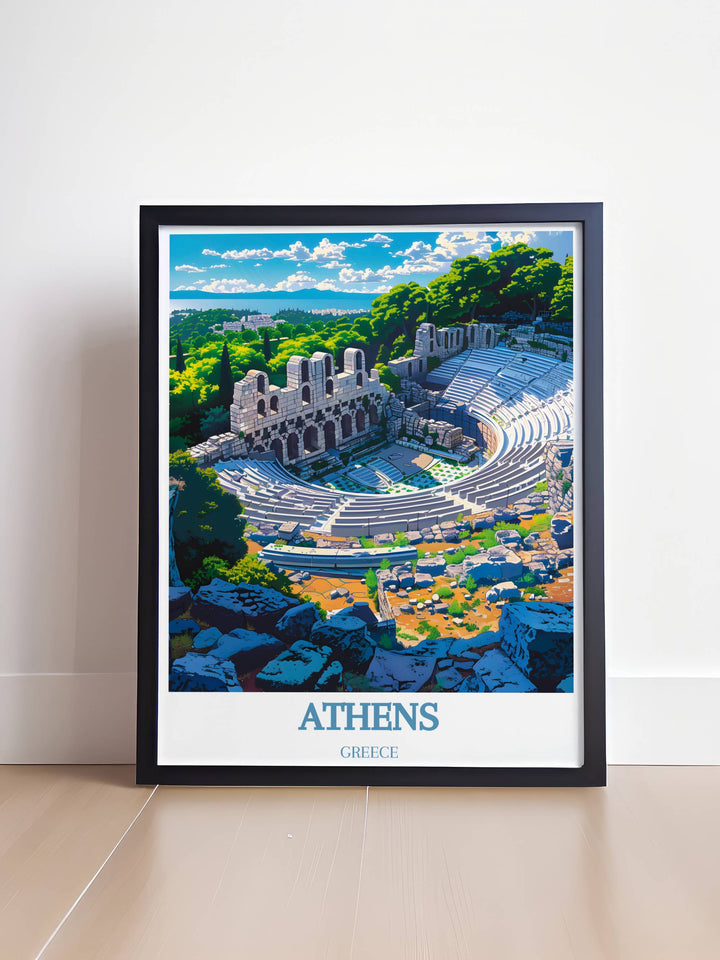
(196, 324, 573, 540)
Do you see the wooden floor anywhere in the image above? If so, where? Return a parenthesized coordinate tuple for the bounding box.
(1, 767, 718, 959)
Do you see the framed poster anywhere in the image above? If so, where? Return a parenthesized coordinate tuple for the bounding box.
(137, 203, 605, 786)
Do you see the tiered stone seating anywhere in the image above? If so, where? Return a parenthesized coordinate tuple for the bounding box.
(211, 347, 574, 537)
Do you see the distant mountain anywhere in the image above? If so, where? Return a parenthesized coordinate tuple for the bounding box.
(170, 288, 374, 302)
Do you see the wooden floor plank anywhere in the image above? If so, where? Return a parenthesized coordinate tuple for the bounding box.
(41, 784, 367, 960)
(0, 765, 154, 960)
(351, 767, 720, 960)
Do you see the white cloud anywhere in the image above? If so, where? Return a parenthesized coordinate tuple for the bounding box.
(177, 278, 269, 293)
(200, 237, 366, 265)
(174, 264, 206, 273)
(272, 270, 317, 292)
(392, 240, 435, 260)
(209, 264, 228, 269)
(363, 233, 393, 243)
(497, 229, 537, 246)
(318, 259, 345, 270)
(435, 231, 495, 259)
(337, 265, 396, 283)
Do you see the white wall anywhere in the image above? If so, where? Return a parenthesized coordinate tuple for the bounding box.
(1, 0, 718, 763)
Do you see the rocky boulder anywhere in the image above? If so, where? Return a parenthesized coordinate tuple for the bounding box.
(170, 651, 241, 692)
(495, 529, 523, 548)
(416, 555, 447, 577)
(310, 616, 375, 672)
(316, 660, 343, 691)
(255, 640, 333, 691)
(210, 629, 286, 675)
(365, 647, 437, 692)
(193, 626, 224, 651)
(551, 517, 574, 550)
(499, 601, 574, 691)
(191, 579, 300, 633)
(486, 581, 521, 602)
(169, 585, 192, 619)
(274, 602, 321, 643)
(473, 648, 536, 692)
(463, 546, 522, 583)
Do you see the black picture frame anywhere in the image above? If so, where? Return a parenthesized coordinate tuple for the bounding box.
(137, 203, 605, 787)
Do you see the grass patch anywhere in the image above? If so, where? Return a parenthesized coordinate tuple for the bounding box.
(170, 632, 194, 662)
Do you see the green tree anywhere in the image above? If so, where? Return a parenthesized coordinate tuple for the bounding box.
(465, 573, 478, 593)
(218, 342, 235, 408)
(365, 568, 378, 595)
(500, 258, 562, 321)
(448, 598, 464, 617)
(370, 282, 428, 345)
(174, 337, 185, 373)
(224, 555, 294, 595)
(262, 328, 272, 362)
(550, 256, 573, 322)
(487, 242, 554, 289)
(169, 450, 247, 580)
(428, 256, 500, 324)
(200, 406, 230, 439)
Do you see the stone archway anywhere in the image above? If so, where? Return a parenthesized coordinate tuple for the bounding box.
(341, 413, 352, 440)
(287, 433, 299, 460)
(323, 420, 336, 450)
(369, 403, 379, 426)
(356, 409, 366, 432)
(304, 424, 319, 454)
(270, 437, 284, 463)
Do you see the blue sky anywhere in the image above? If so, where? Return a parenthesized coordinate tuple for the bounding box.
(170, 229, 573, 295)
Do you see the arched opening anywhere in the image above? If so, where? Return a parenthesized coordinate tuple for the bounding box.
(419, 358, 423, 372)
(323, 420, 336, 450)
(301, 385, 311, 404)
(355, 352, 362, 371)
(324, 355, 332, 377)
(257, 398, 266, 417)
(341, 413, 352, 439)
(325, 378, 334, 397)
(270, 438, 284, 463)
(356, 371, 363, 388)
(485, 328, 491, 347)
(300, 359, 309, 383)
(356, 409, 366, 432)
(407, 361, 413, 377)
(369, 403, 379, 426)
(287, 433, 299, 460)
(270, 395, 279, 413)
(303, 425, 319, 454)
(257, 374, 266, 394)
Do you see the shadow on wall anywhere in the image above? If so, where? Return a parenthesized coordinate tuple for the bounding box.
(72, 323, 139, 675)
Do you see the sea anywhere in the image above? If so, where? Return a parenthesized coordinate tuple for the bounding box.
(170, 295, 375, 316)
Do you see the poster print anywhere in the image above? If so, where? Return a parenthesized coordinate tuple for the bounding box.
(139, 204, 605, 786)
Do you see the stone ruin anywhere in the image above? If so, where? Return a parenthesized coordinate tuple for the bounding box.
(545, 440, 574, 513)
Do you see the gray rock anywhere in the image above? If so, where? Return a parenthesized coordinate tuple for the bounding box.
(310, 616, 375, 672)
(473, 648, 536, 692)
(274, 602, 320, 643)
(551, 517, 574, 550)
(365, 647, 437, 692)
(191, 579, 300, 633)
(495, 529, 523, 547)
(169, 585, 192, 619)
(496, 581, 521, 600)
(463, 547, 522, 583)
(170, 651, 241, 692)
(414, 573, 435, 589)
(192, 626, 224, 650)
(256, 640, 333, 691)
(434, 666, 465, 690)
(407, 531, 423, 545)
(169, 619, 200, 638)
(211, 629, 286, 675)
(316, 660, 343, 691)
(499, 601, 574, 691)
(374, 533, 394, 546)
(335, 601, 378, 628)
